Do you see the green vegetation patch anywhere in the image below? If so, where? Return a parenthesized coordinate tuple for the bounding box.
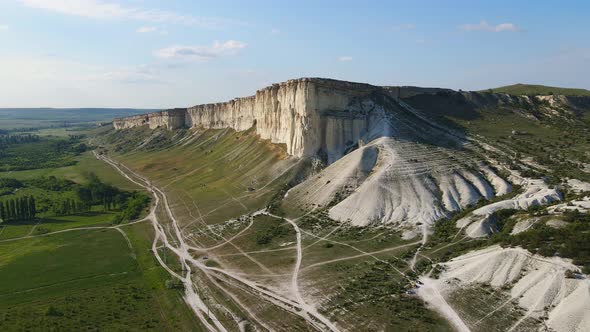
(0, 223, 202, 331)
(0, 134, 88, 171)
(447, 285, 538, 332)
(323, 258, 451, 331)
(98, 127, 296, 228)
(484, 83, 590, 96)
(493, 210, 590, 273)
(0, 229, 136, 302)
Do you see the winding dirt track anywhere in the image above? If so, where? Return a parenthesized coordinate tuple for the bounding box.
(95, 152, 341, 332)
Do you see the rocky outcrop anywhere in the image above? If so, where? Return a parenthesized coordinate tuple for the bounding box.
(113, 78, 590, 160)
(113, 108, 186, 130)
(113, 78, 446, 159)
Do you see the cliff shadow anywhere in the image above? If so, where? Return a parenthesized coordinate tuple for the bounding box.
(401, 91, 482, 132)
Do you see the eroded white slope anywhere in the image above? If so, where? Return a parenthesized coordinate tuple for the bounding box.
(481, 166, 512, 196)
(284, 145, 379, 208)
(549, 196, 590, 213)
(284, 99, 514, 238)
(287, 134, 510, 239)
(422, 245, 590, 332)
(457, 179, 562, 238)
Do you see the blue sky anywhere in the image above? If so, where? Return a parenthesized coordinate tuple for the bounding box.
(0, 0, 588, 108)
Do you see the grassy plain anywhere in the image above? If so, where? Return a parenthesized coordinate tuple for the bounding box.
(1, 151, 142, 191)
(0, 130, 200, 330)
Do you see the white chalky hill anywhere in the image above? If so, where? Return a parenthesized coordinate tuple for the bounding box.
(419, 245, 590, 332)
(284, 95, 512, 239)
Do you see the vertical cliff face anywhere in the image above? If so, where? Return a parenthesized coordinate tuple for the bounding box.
(149, 109, 186, 130)
(112, 78, 454, 159)
(113, 109, 186, 130)
(184, 78, 382, 158)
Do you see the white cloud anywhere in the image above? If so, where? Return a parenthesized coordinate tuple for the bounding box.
(0, 25, 8, 31)
(338, 56, 353, 62)
(459, 21, 519, 32)
(20, 0, 227, 28)
(154, 40, 247, 61)
(136, 26, 156, 33)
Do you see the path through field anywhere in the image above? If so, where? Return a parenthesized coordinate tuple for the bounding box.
(95, 152, 341, 332)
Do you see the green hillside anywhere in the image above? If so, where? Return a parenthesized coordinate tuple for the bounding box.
(483, 83, 590, 96)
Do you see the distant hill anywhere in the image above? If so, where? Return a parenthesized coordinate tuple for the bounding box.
(483, 83, 590, 96)
(0, 108, 157, 130)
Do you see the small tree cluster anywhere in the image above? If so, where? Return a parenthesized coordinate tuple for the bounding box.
(52, 198, 87, 216)
(0, 134, 40, 147)
(74, 173, 126, 211)
(0, 196, 36, 222)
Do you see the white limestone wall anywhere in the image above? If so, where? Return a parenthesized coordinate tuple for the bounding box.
(114, 78, 383, 158)
(185, 78, 377, 158)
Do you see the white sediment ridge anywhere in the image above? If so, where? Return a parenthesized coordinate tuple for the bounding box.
(419, 245, 590, 332)
(456, 178, 562, 238)
(284, 101, 513, 238)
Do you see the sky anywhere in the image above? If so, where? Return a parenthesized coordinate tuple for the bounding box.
(0, 0, 589, 108)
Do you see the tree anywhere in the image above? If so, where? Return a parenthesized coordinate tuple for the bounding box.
(8, 199, 16, 220)
(0, 201, 5, 221)
(29, 196, 36, 219)
(15, 198, 21, 220)
(20, 196, 28, 220)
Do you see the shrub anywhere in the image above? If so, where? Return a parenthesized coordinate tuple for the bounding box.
(165, 279, 184, 290)
(45, 306, 64, 317)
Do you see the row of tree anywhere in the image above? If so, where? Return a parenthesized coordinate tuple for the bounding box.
(74, 173, 127, 211)
(0, 172, 150, 223)
(52, 198, 88, 216)
(0, 196, 36, 222)
(0, 134, 40, 147)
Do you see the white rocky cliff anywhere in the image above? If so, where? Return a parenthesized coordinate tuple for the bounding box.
(112, 78, 512, 236)
(113, 78, 446, 160)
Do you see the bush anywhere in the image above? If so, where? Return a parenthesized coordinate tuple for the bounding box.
(25, 176, 74, 191)
(165, 279, 184, 290)
(255, 221, 291, 246)
(111, 193, 150, 224)
(45, 306, 64, 317)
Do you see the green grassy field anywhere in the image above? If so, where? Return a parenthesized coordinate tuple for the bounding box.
(0, 129, 202, 330)
(100, 127, 298, 227)
(0, 223, 202, 331)
(0, 151, 142, 191)
(0, 108, 151, 130)
(0, 211, 112, 240)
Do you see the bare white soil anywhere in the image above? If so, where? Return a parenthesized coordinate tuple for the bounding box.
(287, 134, 511, 240)
(549, 196, 590, 214)
(510, 217, 540, 235)
(567, 179, 590, 193)
(457, 179, 561, 238)
(419, 245, 590, 332)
